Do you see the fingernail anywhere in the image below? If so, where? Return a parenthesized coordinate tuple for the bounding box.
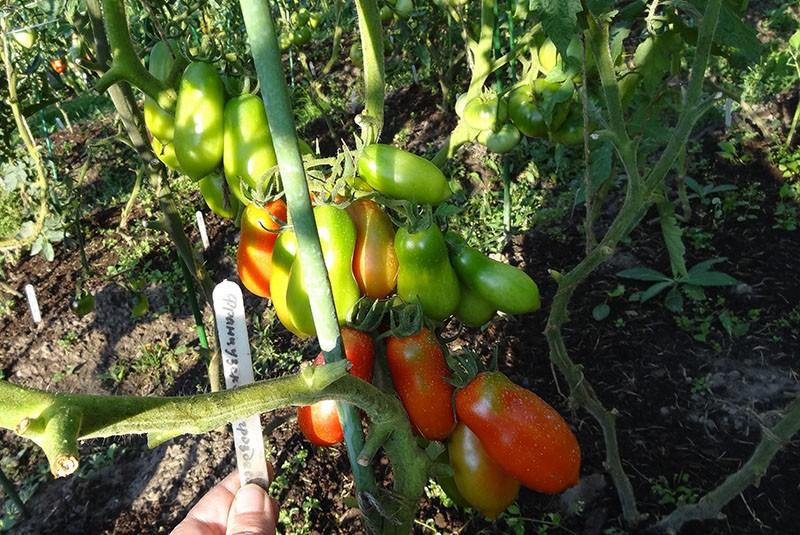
(235, 483, 268, 515)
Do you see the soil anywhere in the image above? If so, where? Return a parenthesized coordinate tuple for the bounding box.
(1, 84, 799, 535)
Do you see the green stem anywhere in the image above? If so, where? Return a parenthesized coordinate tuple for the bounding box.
(655, 396, 800, 533)
(0, 20, 49, 252)
(0, 468, 28, 518)
(236, 0, 384, 531)
(355, 0, 385, 145)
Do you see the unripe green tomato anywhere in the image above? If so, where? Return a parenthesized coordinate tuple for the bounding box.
(144, 41, 176, 143)
(380, 5, 394, 24)
(455, 93, 468, 118)
(463, 94, 508, 132)
(394, 0, 414, 18)
(199, 173, 240, 219)
(478, 123, 521, 154)
(291, 27, 312, 46)
(349, 41, 363, 65)
(292, 8, 311, 27)
(70, 293, 94, 318)
(537, 37, 560, 74)
(278, 33, 292, 51)
(129, 292, 149, 317)
(174, 62, 225, 180)
(308, 13, 323, 30)
(12, 28, 37, 49)
(151, 136, 183, 173)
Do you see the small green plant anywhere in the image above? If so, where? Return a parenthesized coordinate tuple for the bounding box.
(773, 182, 799, 231)
(592, 284, 626, 321)
(651, 473, 698, 506)
(270, 449, 319, 535)
(57, 331, 80, 348)
(619, 258, 738, 313)
(50, 365, 78, 384)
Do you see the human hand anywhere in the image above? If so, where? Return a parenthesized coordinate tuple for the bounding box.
(171, 469, 278, 535)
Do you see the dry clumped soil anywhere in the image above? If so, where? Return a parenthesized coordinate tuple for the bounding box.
(1, 86, 799, 534)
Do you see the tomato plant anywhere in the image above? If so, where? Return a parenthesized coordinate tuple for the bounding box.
(49, 58, 66, 75)
(199, 173, 240, 219)
(455, 371, 581, 494)
(297, 327, 375, 446)
(385, 327, 456, 441)
(143, 41, 176, 144)
(70, 292, 94, 318)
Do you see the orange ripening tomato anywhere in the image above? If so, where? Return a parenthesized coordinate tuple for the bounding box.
(345, 198, 399, 299)
(237, 199, 287, 298)
(50, 58, 67, 75)
(297, 327, 375, 446)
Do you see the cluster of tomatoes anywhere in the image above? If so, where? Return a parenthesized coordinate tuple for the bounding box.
(277, 7, 323, 51)
(142, 38, 580, 520)
(459, 36, 591, 154)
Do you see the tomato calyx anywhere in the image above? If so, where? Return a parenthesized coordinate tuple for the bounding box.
(445, 350, 493, 389)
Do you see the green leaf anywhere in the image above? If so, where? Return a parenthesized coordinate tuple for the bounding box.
(530, 0, 583, 60)
(790, 30, 800, 50)
(664, 285, 684, 313)
(687, 257, 728, 275)
(684, 271, 738, 287)
(592, 303, 610, 321)
(718, 310, 733, 336)
(617, 267, 672, 282)
(682, 284, 707, 301)
(639, 281, 674, 303)
(657, 201, 688, 278)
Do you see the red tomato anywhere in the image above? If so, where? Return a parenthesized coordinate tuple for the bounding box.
(455, 371, 581, 494)
(345, 198, 399, 299)
(50, 58, 67, 75)
(236, 200, 287, 298)
(449, 421, 520, 519)
(297, 328, 374, 446)
(385, 327, 456, 440)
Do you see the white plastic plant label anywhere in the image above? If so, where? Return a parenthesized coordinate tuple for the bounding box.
(212, 280, 270, 488)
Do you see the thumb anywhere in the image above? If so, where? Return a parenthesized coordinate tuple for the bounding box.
(226, 483, 278, 535)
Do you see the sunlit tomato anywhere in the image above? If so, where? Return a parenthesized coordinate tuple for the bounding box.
(345, 198, 398, 299)
(449, 422, 520, 519)
(237, 200, 287, 298)
(50, 58, 67, 75)
(297, 327, 375, 446)
(455, 371, 581, 494)
(385, 327, 456, 440)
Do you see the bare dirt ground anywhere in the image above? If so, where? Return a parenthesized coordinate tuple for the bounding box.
(1, 86, 799, 534)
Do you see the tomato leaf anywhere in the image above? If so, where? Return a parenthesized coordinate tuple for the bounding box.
(592, 303, 610, 321)
(657, 201, 688, 279)
(617, 267, 671, 282)
(530, 0, 583, 61)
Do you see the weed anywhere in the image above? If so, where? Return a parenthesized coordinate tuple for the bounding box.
(651, 473, 698, 506)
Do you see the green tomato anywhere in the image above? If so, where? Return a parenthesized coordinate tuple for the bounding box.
(70, 292, 94, 318)
(463, 93, 508, 132)
(270, 232, 310, 338)
(174, 62, 225, 180)
(308, 13, 323, 30)
(357, 144, 452, 205)
(549, 104, 584, 145)
(291, 26, 313, 46)
(144, 41, 176, 143)
(395, 225, 460, 321)
(445, 231, 540, 315)
(394, 0, 414, 18)
(278, 33, 293, 51)
(314, 205, 361, 325)
(537, 37, 560, 75)
(128, 292, 149, 317)
(454, 281, 496, 327)
(12, 28, 37, 49)
(349, 41, 363, 65)
(292, 8, 311, 27)
(454, 92, 468, 118)
(199, 173, 240, 219)
(477, 123, 521, 154)
(223, 94, 278, 204)
(507, 84, 547, 138)
(151, 136, 183, 173)
(380, 5, 394, 24)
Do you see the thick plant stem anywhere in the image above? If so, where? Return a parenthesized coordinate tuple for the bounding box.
(355, 0, 385, 145)
(544, 0, 724, 528)
(237, 0, 385, 531)
(654, 396, 800, 534)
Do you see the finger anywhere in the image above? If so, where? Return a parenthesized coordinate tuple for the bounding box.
(225, 483, 278, 535)
(171, 471, 241, 535)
